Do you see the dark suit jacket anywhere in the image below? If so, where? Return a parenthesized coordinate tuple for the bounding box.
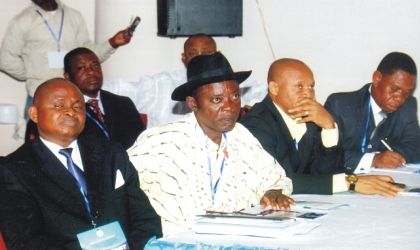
(325, 83, 420, 173)
(25, 90, 145, 150)
(239, 95, 344, 195)
(0, 136, 162, 249)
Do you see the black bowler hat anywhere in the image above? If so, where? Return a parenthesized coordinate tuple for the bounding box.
(171, 52, 252, 101)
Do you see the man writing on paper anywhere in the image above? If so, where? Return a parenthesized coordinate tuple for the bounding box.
(0, 79, 161, 249)
(240, 58, 403, 196)
(0, 0, 133, 121)
(128, 53, 294, 235)
(325, 52, 420, 174)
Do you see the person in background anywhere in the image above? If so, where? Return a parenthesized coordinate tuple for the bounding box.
(127, 52, 294, 235)
(325, 52, 420, 174)
(0, 78, 161, 249)
(0, 0, 133, 122)
(103, 33, 266, 128)
(25, 47, 145, 150)
(240, 58, 403, 197)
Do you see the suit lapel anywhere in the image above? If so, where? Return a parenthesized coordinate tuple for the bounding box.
(263, 97, 301, 172)
(32, 138, 85, 201)
(100, 91, 116, 137)
(78, 137, 111, 199)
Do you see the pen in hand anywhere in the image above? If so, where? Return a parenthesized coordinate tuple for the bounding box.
(381, 139, 406, 166)
(381, 139, 393, 151)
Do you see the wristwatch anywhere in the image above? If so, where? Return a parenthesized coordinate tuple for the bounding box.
(347, 175, 358, 192)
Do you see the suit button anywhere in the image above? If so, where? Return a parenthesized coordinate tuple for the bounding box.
(93, 211, 100, 218)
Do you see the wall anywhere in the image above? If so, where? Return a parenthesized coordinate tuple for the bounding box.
(1, 0, 419, 156)
(0, 0, 95, 155)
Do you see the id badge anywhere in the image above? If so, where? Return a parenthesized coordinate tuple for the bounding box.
(77, 221, 129, 250)
(47, 51, 68, 68)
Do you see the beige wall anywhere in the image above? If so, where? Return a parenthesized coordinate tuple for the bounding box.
(1, 0, 419, 156)
(0, 0, 94, 155)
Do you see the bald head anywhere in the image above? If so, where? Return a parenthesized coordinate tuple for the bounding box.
(29, 78, 86, 147)
(182, 34, 217, 67)
(268, 58, 315, 112)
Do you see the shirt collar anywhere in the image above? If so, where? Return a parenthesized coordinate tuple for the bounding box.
(272, 101, 307, 141)
(369, 85, 382, 115)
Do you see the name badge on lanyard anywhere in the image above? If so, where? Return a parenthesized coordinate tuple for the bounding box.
(37, 9, 68, 68)
(77, 221, 129, 250)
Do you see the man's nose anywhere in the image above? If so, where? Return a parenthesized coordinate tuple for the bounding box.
(302, 87, 312, 98)
(64, 107, 77, 116)
(222, 98, 237, 112)
(86, 65, 95, 75)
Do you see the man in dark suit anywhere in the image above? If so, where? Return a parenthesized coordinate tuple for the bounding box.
(240, 58, 402, 196)
(0, 79, 162, 249)
(325, 52, 420, 174)
(26, 47, 145, 150)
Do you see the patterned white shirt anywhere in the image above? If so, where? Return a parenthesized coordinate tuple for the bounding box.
(128, 112, 292, 235)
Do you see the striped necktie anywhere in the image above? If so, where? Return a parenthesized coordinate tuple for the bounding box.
(59, 148, 87, 195)
(87, 99, 106, 125)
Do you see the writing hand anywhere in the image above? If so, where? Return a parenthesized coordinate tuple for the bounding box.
(372, 151, 406, 169)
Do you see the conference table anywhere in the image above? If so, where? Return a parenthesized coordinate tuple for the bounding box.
(145, 171, 420, 250)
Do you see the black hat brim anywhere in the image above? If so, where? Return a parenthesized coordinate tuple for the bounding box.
(171, 70, 252, 101)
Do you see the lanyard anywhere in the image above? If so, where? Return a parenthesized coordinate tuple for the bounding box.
(36, 9, 64, 51)
(361, 93, 371, 153)
(79, 185, 96, 227)
(205, 132, 227, 205)
(86, 112, 110, 140)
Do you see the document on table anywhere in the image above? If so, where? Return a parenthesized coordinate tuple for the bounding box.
(372, 163, 420, 174)
(291, 200, 350, 211)
(190, 205, 320, 238)
(399, 186, 420, 197)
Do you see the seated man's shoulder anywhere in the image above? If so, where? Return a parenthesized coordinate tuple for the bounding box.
(239, 101, 274, 127)
(327, 84, 369, 102)
(101, 89, 133, 103)
(230, 122, 265, 147)
(138, 115, 191, 141)
(79, 134, 123, 149)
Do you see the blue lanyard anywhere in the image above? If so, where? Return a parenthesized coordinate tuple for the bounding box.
(79, 184, 96, 227)
(36, 9, 64, 51)
(86, 112, 110, 140)
(68, 153, 96, 227)
(205, 132, 227, 205)
(361, 93, 371, 153)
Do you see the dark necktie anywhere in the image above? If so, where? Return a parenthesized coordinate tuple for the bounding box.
(87, 99, 106, 125)
(59, 148, 87, 195)
(370, 110, 387, 139)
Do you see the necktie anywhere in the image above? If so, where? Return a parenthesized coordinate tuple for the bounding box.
(59, 148, 87, 195)
(370, 110, 387, 139)
(87, 99, 105, 125)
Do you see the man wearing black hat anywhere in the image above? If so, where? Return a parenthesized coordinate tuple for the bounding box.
(128, 52, 294, 235)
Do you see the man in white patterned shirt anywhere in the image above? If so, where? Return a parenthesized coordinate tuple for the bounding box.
(128, 52, 294, 235)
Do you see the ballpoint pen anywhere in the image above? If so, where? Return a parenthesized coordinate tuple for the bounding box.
(380, 139, 393, 151)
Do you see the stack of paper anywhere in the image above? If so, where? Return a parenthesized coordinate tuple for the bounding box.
(372, 163, 420, 174)
(291, 200, 350, 211)
(189, 206, 320, 239)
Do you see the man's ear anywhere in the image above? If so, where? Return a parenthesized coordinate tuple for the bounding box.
(63, 72, 70, 80)
(268, 81, 278, 95)
(186, 96, 197, 111)
(372, 70, 382, 87)
(181, 53, 187, 66)
(28, 106, 38, 123)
